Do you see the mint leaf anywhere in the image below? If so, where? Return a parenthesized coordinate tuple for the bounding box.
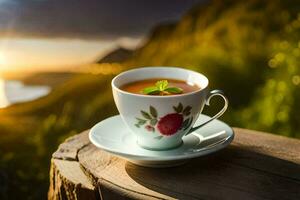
(165, 87, 183, 94)
(142, 80, 184, 95)
(155, 80, 168, 91)
(142, 87, 160, 95)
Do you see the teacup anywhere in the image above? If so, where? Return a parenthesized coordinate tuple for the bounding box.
(112, 67, 228, 150)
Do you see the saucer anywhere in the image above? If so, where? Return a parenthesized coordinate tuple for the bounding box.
(89, 114, 234, 168)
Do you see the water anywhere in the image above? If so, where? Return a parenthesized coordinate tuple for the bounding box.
(0, 79, 51, 108)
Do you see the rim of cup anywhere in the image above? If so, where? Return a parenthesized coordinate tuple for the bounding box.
(111, 66, 209, 98)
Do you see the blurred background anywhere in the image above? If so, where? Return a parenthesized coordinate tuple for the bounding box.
(0, 0, 299, 199)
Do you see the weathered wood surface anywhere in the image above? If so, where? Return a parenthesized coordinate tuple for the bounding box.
(48, 128, 300, 200)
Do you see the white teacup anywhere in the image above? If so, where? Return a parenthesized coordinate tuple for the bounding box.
(112, 67, 228, 150)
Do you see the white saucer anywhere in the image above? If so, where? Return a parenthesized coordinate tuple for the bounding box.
(89, 114, 234, 168)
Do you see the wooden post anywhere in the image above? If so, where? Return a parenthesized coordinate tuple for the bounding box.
(48, 128, 300, 200)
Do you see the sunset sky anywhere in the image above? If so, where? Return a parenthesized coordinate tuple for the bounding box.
(0, 0, 203, 72)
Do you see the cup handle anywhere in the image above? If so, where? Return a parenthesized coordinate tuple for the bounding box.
(186, 90, 229, 135)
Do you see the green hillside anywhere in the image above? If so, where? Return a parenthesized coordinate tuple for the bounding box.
(1, 0, 300, 199)
(0, 74, 118, 199)
(125, 0, 300, 137)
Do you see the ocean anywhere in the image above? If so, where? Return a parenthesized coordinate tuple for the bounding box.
(0, 78, 51, 108)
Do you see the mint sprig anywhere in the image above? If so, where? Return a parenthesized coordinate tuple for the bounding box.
(142, 80, 183, 95)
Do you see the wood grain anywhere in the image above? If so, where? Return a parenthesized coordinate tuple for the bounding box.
(52, 130, 90, 161)
(48, 128, 300, 200)
(48, 131, 100, 200)
(48, 159, 98, 200)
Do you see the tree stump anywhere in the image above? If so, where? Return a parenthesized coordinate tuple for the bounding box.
(48, 128, 300, 200)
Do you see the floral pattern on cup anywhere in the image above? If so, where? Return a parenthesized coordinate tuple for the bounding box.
(135, 103, 193, 139)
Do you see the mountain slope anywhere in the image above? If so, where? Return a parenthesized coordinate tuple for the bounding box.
(97, 47, 134, 63)
(0, 73, 118, 199)
(124, 0, 300, 137)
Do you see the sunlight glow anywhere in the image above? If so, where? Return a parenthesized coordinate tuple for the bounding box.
(0, 52, 5, 66)
(0, 37, 143, 73)
(0, 78, 9, 108)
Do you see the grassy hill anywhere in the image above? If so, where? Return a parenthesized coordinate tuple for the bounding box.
(21, 72, 75, 88)
(125, 0, 300, 137)
(0, 73, 118, 199)
(97, 47, 134, 63)
(1, 0, 300, 199)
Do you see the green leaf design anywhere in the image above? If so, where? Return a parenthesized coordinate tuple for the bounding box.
(164, 87, 183, 94)
(183, 106, 192, 116)
(155, 80, 168, 91)
(184, 117, 194, 131)
(178, 103, 183, 113)
(149, 106, 158, 118)
(173, 103, 183, 113)
(135, 124, 140, 128)
(173, 106, 178, 112)
(181, 118, 189, 130)
(136, 117, 146, 122)
(138, 120, 146, 125)
(189, 116, 194, 126)
(136, 118, 147, 125)
(154, 135, 163, 140)
(141, 110, 152, 119)
(142, 87, 160, 95)
(150, 119, 158, 126)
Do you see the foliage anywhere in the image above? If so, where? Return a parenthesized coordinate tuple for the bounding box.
(0, 74, 118, 199)
(125, 0, 300, 138)
(142, 80, 183, 95)
(237, 17, 300, 137)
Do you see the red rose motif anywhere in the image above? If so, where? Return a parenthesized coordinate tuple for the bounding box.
(135, 104, 192, 139)
(157, 113, 183, 136)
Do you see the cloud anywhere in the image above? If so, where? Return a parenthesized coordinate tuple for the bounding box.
(0, 0, 203, 39)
